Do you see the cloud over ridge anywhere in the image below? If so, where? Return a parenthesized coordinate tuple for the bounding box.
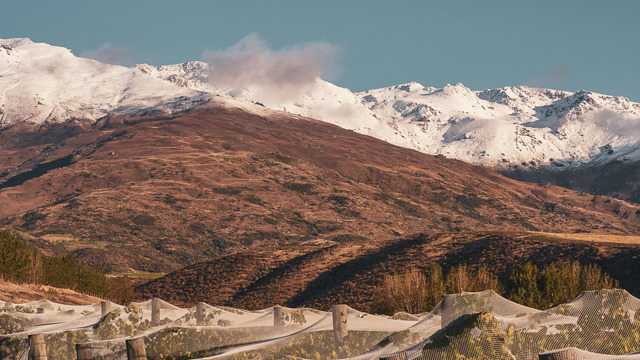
(203, 34, 341, 104)
(80, 43, 136, 66)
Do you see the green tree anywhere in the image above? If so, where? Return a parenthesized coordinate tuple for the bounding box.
(0, 230, 35, 283)
(42, 254, 79, 289)
(581, 263, 617, 291)
(0, 230, 135, 303)
(560, 261, 582, 301)
(540, 263, 565, 308)
(508, 262, 541, 308)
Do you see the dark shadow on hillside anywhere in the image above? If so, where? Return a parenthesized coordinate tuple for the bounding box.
(285, 235, 435, 307)
(0, 154, 74, 190)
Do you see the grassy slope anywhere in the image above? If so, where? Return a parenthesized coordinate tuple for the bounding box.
(0, 280, 101, 305)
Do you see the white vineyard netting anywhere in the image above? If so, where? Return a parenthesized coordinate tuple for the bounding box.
(1, 289, 640, 359)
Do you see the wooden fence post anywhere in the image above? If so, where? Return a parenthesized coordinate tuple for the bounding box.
(75, 343, 92, 360)
(151, 298, 161, 327)
(196, 302, 206, 326)
(126, 337, 147, 360)
(28, 334, 47, 360)
(100, 301, 111, 317)
(273, 306, 285, 330)
(332, 305, 348, 347)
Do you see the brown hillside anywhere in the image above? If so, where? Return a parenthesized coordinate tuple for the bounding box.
(1, 102, 639, 272)
(136, 231, 640, 312)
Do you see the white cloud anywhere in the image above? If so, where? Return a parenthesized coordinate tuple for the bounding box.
(203, 34, 341, 104)
(80, 43, 136, 66)
(527, 66, 571, 89)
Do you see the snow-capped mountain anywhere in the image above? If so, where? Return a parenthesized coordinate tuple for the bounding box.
(137, 57, 640, 172)
(0, 38, 209, 126)
(355, 83, 640, 170)
(3, 38, 640, 174)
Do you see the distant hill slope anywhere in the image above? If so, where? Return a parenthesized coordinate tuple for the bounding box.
(506, 159, 640, 204)
(136, 231, 640, 311)
(2, 103, 639, 273)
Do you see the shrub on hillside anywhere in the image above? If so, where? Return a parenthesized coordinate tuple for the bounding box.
(374, 260, 617, 314)
(374, 267, 429, 314)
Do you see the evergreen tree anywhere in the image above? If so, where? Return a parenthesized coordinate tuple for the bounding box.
(560, 261, 583, 301)
(0, 230, 135, 304)
(0, 230, 34, 283)
(540, 263, 565, 308)
(508, 262, 541, 308)
(581, 263, 616, 291)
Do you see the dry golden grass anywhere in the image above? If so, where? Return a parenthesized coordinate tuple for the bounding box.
(41, 233, 77, 242)
(525, 232, 640, 245)
(0, 280, 101, 305)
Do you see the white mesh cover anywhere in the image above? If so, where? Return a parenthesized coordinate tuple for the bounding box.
(1, 290, 640, 359)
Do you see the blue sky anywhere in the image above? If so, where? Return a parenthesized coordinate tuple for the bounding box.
(2, 0, 639, 100)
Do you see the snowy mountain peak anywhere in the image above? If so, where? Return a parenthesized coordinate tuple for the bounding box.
(477, 86, 569, 109)
(349, 82, 640, 169)
(131, 61, 212, 92)
(394, 82, 428, 93)
(0, 38, 210, 126)
(439, 82, 474, 96)
(0, 37, 34, 48)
